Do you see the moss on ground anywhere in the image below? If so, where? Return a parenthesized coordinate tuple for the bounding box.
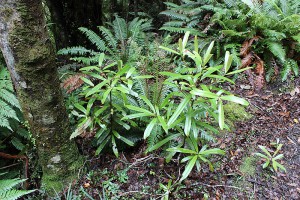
(224, 102, 252, 129)
(240, 156, 257, 177)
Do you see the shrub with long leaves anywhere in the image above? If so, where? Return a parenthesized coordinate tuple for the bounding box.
(68, 32, 249, 181)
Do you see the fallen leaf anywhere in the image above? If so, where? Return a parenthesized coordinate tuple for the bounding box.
(220, 143, 226, 149)
(240, 84, 251, 90)
(294, 119, 299, 124)
(83, 182, 90, 188)
(279, 111, 290, 117)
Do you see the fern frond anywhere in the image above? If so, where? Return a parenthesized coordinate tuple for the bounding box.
(266, 42, 286, 62)
(98, 26, 117, 48)
(159, 27, 202, 36)
(57, 46, 96, 56)
(0, 99, 19, 122)
(62, 74, 85, 94)
(163, 21, 185, 27)
(70, 56, 99, 65)
(146, 124, 164, 148)
(160, 11, 189, 21)
(11, 137, 25, 151)
(0, 89, 21, 109)
(281, 60, 292, 81)
(0, 115, 10, 130)
(112, 15, 127, 44)
(0, 189, 34, 200)
(79, 27, 107, 52)
(263, 30, 286, 40)
(289, 59, 299, 76)
(0, 178, 27, 192)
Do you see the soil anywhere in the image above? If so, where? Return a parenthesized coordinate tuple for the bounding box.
(62, 78, 300, 200)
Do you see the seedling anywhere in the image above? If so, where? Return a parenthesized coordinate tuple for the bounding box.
(255, 143, 286, 172)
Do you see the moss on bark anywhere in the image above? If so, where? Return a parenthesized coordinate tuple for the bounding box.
(0, 0, 82, 196)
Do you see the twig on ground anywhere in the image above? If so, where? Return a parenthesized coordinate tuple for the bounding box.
(191, 182, 242, 190)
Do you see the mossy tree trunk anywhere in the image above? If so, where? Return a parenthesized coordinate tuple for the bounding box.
(0, 0, 82, 195)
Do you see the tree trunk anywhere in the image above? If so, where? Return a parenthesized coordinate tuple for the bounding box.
(0, 0, 82, 195)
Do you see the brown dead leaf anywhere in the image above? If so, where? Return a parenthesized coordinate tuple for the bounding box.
(220, 143, 226, 149)
(83, 182, 90, 188)
(279, 111, 290, 117)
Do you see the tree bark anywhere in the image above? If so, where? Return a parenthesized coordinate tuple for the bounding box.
(0, 0, 82, 195)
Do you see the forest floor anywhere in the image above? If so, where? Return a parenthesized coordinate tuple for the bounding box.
(68, 77, 300, 200)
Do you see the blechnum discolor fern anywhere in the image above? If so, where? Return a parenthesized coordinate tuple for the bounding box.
(160, 0, 300, 82)
(0, 64, 30, 151)
(58, 15, 153, 65)
(0, 173, 35, 200)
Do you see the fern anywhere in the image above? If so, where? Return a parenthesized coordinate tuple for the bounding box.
(0, 65, 30, 151)
(57, 46, 96, 56)
(59, 15, 153, 64)
(281, 59, 292, 81)
(266, 41, 286, 62)
(0, 177, 35, 200)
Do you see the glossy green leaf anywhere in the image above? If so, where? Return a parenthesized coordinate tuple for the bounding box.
(94, 106, 109, 117)
(203, 41, 214, 66)
(122, 112, 154, 120)
(86, 79, 109, 97)
(74, 103, 87, 114)
(81, 77, 94, 86)
(144, 118, 157, 139)
(200, 148, 225, 155)
(255, 153, 269, 159)
(167, 147, 196, 154)
(146, 133, 181, 153)
(221, 95, 249, 106)
(180, 155, 197, 181)
(101, 88, 111, 104)
(190, 89, 218, 98)
(218, 100, 224, 130)
(95, 135, 111, 155)
(258, 145, 272, 157)
(273, 154, 284, 160)
(157, 115, 168, 133)
(224, 51, 233, 73)
(125, 105, 153, 115)
(167, 95, 191, 126)
(140, 95, 155, 113)
(112, 136, 119, 157)
(184, 113, 192, 136)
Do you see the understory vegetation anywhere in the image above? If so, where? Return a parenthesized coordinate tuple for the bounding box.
(0, 0, 299, 199)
